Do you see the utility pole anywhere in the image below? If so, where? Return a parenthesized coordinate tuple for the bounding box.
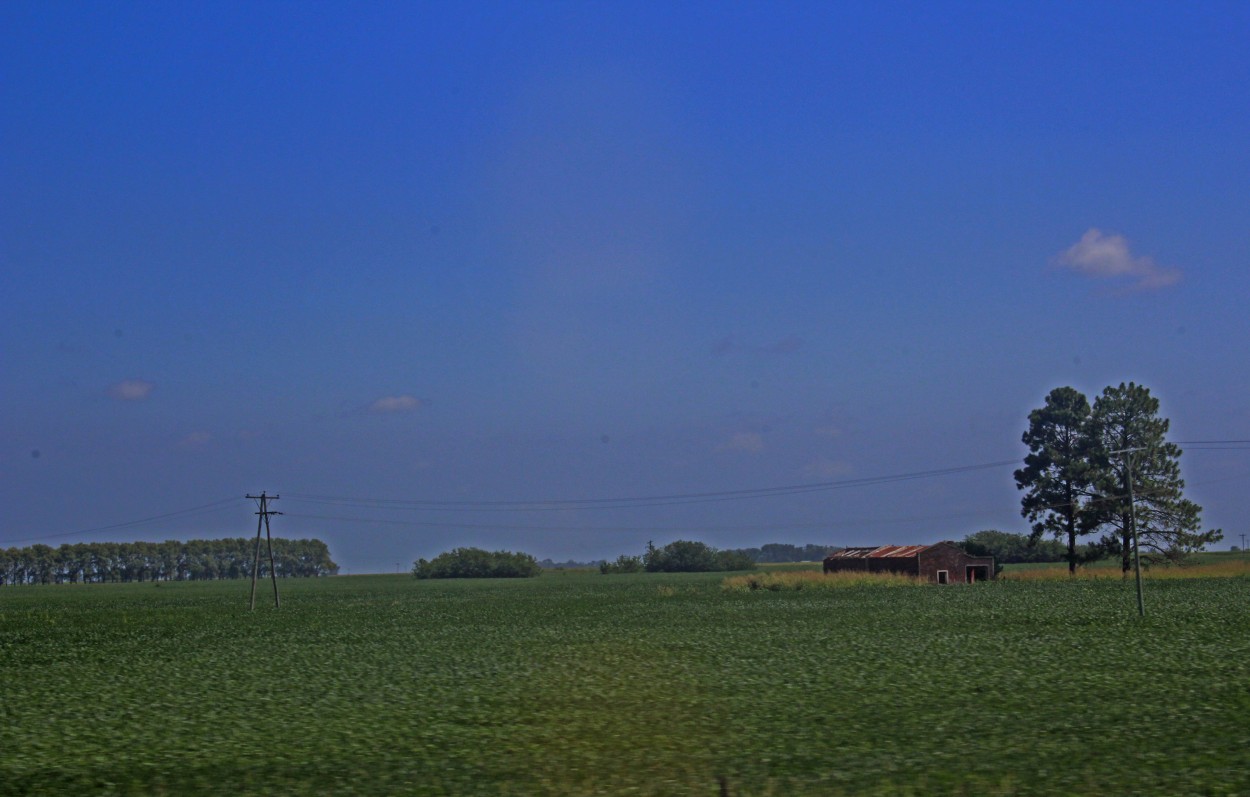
(1111, 448, 1147, 617)
(247, 492, 282, 610)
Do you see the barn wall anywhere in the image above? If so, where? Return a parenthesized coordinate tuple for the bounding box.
(917, 544, 995, 583)
(822, 543, 995, 582)
(823, 558, 868, 573)
(867, 558, 919, 576)
(822, 557, 918, 576)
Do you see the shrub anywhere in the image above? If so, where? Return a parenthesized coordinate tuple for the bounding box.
(640, 540, 757, 573)
(715, 549, 758, 571)
(599, 555, 643, 574)
(413, 548, 541, 579)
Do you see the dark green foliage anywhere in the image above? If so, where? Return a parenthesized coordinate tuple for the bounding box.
(960, 529, 1094, 564)
(1015, 386, 1101, 574)
(714, 549, 758, 571)
(644, 539, 716, 572)
(1015, 383, 1220, 574)
(0, 537, 338, 585)
(641, 540, 757, 572)
(412, 547, 541, 579)
(540, 558, 602, 569)
(599, 554, 644, 574)
(1089, 382, 1223, 570)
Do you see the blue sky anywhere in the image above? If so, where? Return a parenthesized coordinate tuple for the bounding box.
(4, 2, 1248, 572)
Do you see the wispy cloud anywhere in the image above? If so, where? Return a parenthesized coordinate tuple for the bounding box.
(1056, 229, 1181, 291)
(108, 379, 154, 401)
(369, 395, 422, 414)
(717, 432, 764, 452)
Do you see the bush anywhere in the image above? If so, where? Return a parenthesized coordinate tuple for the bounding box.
(640, 540, 757, 573)
(413, 548, 541, 579)
(599, 555, 643, 574)
(715, 549, 758, 571)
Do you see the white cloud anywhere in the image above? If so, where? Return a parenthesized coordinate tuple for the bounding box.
(108, 379, 154, 401)
(1056, 229, 1181, 291)
(718, 432, 764, 452)
(369, 395, 422, 414)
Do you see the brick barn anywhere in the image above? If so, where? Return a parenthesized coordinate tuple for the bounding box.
(822, 542, 994, 584)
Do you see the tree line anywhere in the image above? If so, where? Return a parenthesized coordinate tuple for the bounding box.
(1016, 382, 1221, 574)
(600, 540, 758, 573)
(959, 529, 1076, 565)
(541, 543, 839, 571)
(0, 538, 339, 585)
(413, 548, 540, 579)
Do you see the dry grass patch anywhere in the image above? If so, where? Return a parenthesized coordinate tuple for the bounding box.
(722, 570, 923, 592)
(1002, 558, 1250, 582)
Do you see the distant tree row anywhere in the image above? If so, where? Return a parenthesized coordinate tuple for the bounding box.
(538, 558, 602, 570)
(0, 538, 339, 586)
(959, 530, 1081, 565)
(1016, 382, 1222, 574)
(601, 540, 757, 574)
(547, 543, 838, 572)
(413, 548, 541, 579)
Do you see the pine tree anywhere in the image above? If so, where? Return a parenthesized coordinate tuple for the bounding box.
(1089, 382, 1222, 571)
(1015, 386, 1100, 574)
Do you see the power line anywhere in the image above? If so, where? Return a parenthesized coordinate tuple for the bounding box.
(0, 498, 242, 546)
(5, 440, 1244, 548)
(283, 459, 1021, 513)
(282, 506, 1001, 536)
(1171, 439, 1250, 453)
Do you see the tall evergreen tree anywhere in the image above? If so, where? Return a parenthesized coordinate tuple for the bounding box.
(1015, 386, 1100, 574)
(1089, 382, 1221, 571)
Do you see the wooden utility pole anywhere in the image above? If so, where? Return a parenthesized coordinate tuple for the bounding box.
(247, 492, 282, 610)
(1111, 448, 1147, 617)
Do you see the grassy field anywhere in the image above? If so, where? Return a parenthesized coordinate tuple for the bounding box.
(2, 567, 1248, 796)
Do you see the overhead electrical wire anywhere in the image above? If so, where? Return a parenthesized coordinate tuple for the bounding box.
(280, 506, 1001, 536)
(0, 498, 242, 546)
(5, 440, 1245, 546)
(282, 459, 1022, 513)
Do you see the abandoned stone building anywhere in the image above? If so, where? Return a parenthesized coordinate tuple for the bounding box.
(822, 541, 994, 584)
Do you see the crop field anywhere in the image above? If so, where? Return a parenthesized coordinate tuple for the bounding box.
(3, 569, 1249, 796)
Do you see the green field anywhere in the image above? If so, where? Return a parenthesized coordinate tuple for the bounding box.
(3, 570, 1248, 795)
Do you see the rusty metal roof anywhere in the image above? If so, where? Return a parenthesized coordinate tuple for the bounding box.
(827, 544, 933, 559)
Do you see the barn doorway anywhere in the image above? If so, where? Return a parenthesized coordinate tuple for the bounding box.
(936, 570, 949, 585)
(966, 565, 990, 583)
